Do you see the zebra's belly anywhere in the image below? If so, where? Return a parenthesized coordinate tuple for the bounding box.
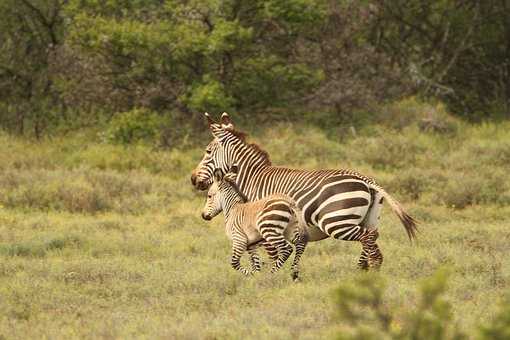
(305, 225, 329, 242)
(244, 227, 264, 246)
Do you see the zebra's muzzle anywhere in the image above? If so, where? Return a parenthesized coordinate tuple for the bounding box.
(201, 212, 212, 221)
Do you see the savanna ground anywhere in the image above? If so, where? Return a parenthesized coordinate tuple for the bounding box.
(1, 101, 509, 339)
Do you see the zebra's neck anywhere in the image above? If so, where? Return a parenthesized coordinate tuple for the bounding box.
(222, 190, 245, 221)
(231, 142, 271, 199)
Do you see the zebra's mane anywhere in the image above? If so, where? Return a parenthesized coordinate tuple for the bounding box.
(229, 129, 271, 166)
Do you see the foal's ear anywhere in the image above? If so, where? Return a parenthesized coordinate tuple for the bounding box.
(220, 112, 234, 131)
(213, 168, 223, 182)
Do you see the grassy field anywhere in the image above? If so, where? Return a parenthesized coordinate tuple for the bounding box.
(1, 108, 509, 338)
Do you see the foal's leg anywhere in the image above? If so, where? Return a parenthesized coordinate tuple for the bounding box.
(231, 237, 250, 275)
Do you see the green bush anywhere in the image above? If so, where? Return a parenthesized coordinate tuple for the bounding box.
(105, 108, 163, 144)
(375, 98, 459, 133)
(335, 269, 510, 339)
(479, 297, 510, 339)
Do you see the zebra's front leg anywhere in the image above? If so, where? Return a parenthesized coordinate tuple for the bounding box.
(231, 238, 251, 276)
(290, 234, 308, 281)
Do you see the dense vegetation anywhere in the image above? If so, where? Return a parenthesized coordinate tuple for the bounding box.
(1, 0, 509, 139)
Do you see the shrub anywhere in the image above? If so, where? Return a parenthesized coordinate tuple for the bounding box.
(0, 168, 175, 214)
(335, 269, 465, 339)
(105, 108, 163, 144)
(350, 130, 427, 170)
(435, 169, 510, 209)
(335, 269, 510, 339)
(479, 297, 510, 339)
(376, 98, 459, 134)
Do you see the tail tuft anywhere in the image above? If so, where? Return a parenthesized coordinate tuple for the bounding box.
(398, 210, 419, 241)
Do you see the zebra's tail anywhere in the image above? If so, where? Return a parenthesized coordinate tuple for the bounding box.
(369, 184, 419, 241)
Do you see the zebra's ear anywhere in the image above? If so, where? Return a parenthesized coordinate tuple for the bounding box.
(213, 168, 223, 182)
(206, 112, 223, 137)
(205, 112, 215, 126)
(220, 112, 234, 131)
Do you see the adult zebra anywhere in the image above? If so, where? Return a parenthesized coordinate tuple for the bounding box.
(191, 112, 418, 269)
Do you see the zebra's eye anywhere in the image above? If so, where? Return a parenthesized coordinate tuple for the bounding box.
(205, 149, 212, 155)
(207, 194, 212, 198)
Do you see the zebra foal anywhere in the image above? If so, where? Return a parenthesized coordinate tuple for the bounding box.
(201, 166, 308, 279)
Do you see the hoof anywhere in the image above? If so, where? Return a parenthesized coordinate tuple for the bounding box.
(357, 263, 369, 271)
(291, 272, 300, 282)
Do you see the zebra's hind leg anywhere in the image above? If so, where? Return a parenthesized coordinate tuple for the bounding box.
(270, 239, 294, 273)
(247, 247, 262, 273)
(328, 224, 378, 270)
(358, 229, 382, 270)
(367, 230, 383, 269)
(357, 247, 370, 270)
(290, 233, 308, 281)
(262, 241, 279, 267)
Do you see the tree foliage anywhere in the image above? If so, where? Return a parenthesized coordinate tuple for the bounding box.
(0, 0, 508, 139)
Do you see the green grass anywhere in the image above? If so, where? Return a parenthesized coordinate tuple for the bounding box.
(0, 107, 509, 338)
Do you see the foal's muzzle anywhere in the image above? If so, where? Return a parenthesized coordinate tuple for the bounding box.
(201, 212, 212, 221)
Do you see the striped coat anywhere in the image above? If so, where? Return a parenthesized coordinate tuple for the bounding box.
(201, 167, 308, 278)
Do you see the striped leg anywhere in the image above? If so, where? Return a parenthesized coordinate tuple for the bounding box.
(290, 233, 308, 281)
(358, 250, 369, 270)
(327, 224, 381, 270)
(270, 238, 294, 273)
(367, 230, 383, 269)
(259, 222, 293, 273)
(231, 237, 251, 275)
(262, 241, 279, 266)
(358, 229, 382, 270)
(247, 247, 262, 273)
